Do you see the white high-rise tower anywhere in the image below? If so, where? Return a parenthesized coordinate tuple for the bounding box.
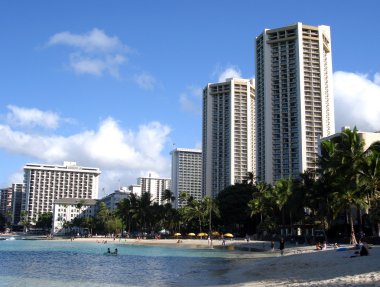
(255, 23, 335, 183)
(202, 78, 255, 198)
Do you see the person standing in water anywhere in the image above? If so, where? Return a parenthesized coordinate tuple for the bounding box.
(279, 238, 285, 255)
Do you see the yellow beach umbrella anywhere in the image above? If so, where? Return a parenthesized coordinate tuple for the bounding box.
(174, 233, 181, 236)
(188, 233, 196, 236)
(224, 233, 234, 238)
(197, 232, 207, 237)
(212, 231, 220, 236)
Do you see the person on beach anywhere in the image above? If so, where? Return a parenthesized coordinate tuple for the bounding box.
(271, 241, 275, 252)
(279, 238, 285, 255)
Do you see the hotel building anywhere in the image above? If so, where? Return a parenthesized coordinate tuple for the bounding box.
(11, 183, 26, 226)
(137, 175, 171, 205)
(0, 187, 13, 220)
(52, 198, 98, 235)
(255, 23, 335, 184)
(24, 161, 101, 223)
(171, 148, 202, 208)
(202, 78, 256, 198)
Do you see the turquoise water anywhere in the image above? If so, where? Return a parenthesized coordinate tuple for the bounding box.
(0, 238, 264, 287)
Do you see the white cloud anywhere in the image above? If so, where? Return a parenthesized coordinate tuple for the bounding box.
(0, 118, 172, 195)
(134, 73, 156, 90)
(47, 28, 129, 53)
(218, 66, 242, 82)
(6, 105, 60, 129)
(334, 71, 380, 132)
(47, 28, 129, 77)
(69, 53, 126, 77)
(179, 86, 202, 115)
(374, 73, 380, 85)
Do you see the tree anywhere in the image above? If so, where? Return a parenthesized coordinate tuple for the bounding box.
(217, 184, 255, 235)
(20, 210, 30, 233)
(319, 127, 367, 244)
(203, 196, 220, 236)
(273, 178, 292, 225)
(183, 197, 205, 233)
(35, 212, 53, 232)
(163, 189, 175, 206)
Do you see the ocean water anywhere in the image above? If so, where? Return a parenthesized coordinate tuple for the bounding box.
(0, 237, 266, 287)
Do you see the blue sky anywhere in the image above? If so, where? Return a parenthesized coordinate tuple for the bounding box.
(1, 1, 380, 197)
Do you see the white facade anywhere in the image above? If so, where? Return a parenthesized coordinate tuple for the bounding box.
(128, 184, 142, 197)
(24, 161, 101, 223)
(171, 148, 202, 208)
(137, 175, 171, 205)
(322, 128, 380, 151)
(202, 78, 256, 198)
(52, 198, 98, 235)
(255, 23, 335, 184)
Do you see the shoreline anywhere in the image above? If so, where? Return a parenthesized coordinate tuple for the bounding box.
(2, 233, 379, 286)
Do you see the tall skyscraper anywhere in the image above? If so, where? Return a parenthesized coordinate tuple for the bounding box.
(202, 78, 256, 198)
(11, 183, 26, 226)
(256, 23, 335, 184)
(171, 148, 202, 208)
(24, 161, 101, 223)
(137, 175, 171, 205)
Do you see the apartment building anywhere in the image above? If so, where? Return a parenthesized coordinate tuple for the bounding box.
(24, 161, 101, 223)
(202, 78, 255, 197)
(137, 175, 171, 205)
(256, 23, 334, 184)
(171, 148, 202, 208)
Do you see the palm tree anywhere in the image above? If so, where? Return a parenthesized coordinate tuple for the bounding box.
(273, 178, 292, 226)
(163, 189, 175, 206)
(183, 198, 204, 233)
(20, 210, 30, 233)
(203, 196, 220, 237)
(319, 127, 367, 244)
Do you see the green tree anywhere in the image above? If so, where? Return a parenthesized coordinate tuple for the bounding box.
(35, 212, 53, 231)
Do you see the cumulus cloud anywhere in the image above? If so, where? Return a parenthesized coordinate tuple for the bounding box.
(179, 86, 202, 115)
(47, 28, 129, 53)
(218, 66, 242, 82)
(334, 71, 380, 132)
(6, 105, 60, 129)
(0, 117, 172, 195)
(47, 28, 129, 77)
(134, 73, 157, 90)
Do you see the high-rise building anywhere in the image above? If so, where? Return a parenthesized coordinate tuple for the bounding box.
(24, 161, 101, 223)
(137, 175, 171, 205)
(202, 78, 256, 198)
(171, 148, 202, 208)
(255, 23, 335, 184)
(11, 183, 26, 226)
(0, 187, 13, 219)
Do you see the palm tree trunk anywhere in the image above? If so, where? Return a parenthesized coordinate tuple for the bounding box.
(349, 208, 357, 245)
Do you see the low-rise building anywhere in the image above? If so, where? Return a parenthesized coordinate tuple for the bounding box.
(52, 198, 98, 235)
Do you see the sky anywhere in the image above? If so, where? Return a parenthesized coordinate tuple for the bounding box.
(0, 1, 380, 198)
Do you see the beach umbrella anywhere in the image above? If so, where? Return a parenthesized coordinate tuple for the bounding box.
(174, 233, 181, 236)
(188, 233, 196, 236)
(212, 231, 220, 236)
(224, 233, 234, 238)
(197, 232, 207, 237)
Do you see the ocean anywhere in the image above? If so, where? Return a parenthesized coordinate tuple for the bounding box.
(0, 237, 265, 286)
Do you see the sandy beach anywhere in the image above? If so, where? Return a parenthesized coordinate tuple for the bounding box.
(59, 236, 380, 286)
